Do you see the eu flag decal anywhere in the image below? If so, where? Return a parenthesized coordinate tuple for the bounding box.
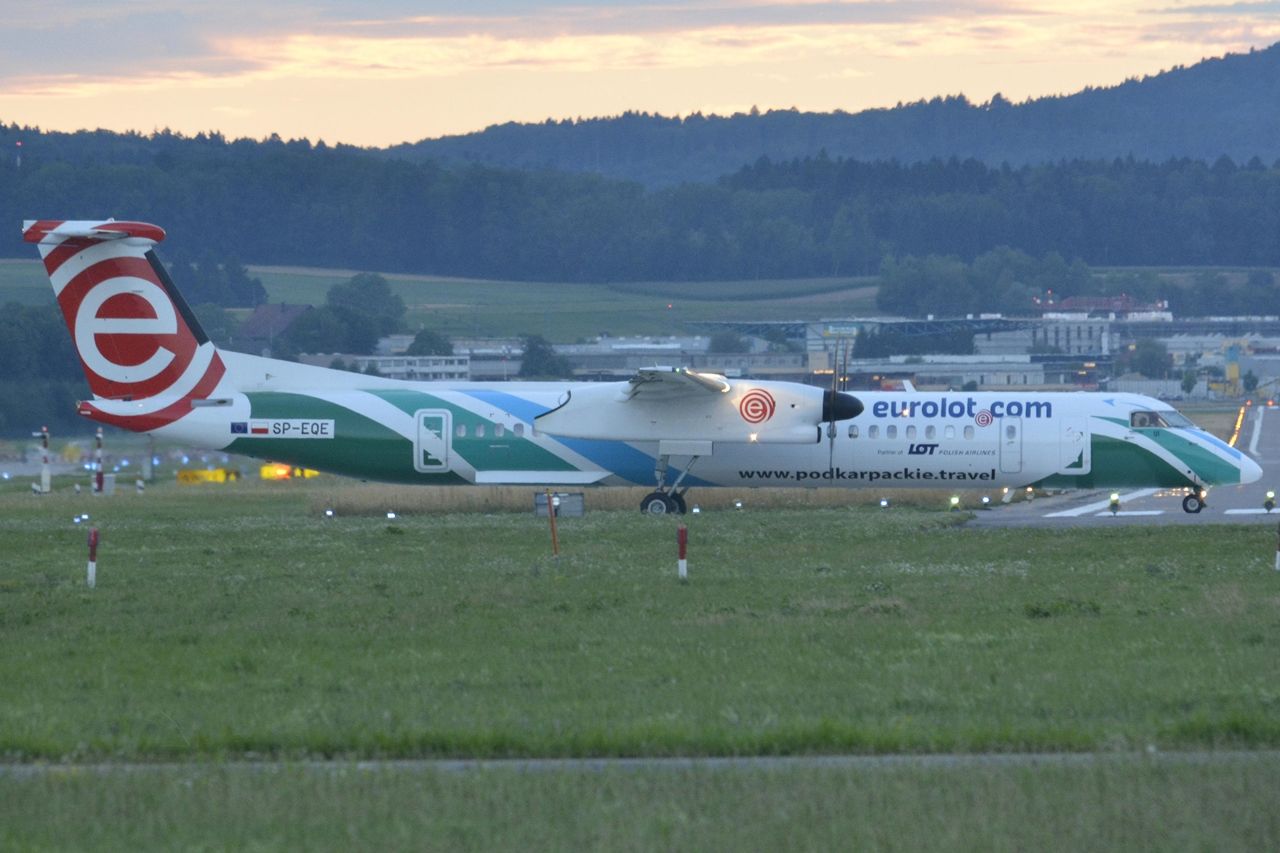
(230, 422, 248, 435)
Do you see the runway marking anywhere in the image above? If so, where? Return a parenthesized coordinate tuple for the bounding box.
(1093, 510, 1164, 517)
(1223, 508, 1276, 515)
(1045, 488, 1158, 517)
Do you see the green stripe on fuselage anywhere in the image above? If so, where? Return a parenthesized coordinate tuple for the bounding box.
(1033, 434, 1197, 489)
(367, 389, 577, 473)
(1095, 417, 1241, 486)
(228, 391, 466, 484)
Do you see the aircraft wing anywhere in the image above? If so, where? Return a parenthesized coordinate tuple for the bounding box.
(534, 366, 851, 444)
(622, 366, 732, 400)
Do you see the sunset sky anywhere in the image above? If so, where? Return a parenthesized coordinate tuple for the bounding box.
(1, 1, 1277, 147)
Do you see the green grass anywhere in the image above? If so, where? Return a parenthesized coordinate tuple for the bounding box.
(5, 481, 1280, 849)
(0, 258, 880, 337)
(250, 267, 879, 339)
(3, 481, 1279, 761)
(3, 758, 1278, 851)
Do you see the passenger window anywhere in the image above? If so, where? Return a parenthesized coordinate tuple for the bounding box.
(475, 423, 486, 438)
(455, 424, 467, 438)
(1006, 425, 1016, 439)
(886, 425, 897, 439)
(906, 425, 917, 439)
(926, 425, 936, 440)
(964, 425, 974, 440)
(494, 423, 505, 438)
(868, 425, 879, 439)
(944, 425, 956, 439)
(514, 423, 525, 437)
(847, 424, 859, 439)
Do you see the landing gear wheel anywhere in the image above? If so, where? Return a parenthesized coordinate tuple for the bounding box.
(1182, 494, 1205, 514)
(641, 492, 679, 515)
(671, 493, 688, 515)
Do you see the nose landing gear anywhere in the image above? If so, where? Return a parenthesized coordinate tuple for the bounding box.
(1181, 490, 1207, 514)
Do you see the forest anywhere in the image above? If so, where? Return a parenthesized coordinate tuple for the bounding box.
(393, 44, 1280, 185)
(4, 135, 1280, 293)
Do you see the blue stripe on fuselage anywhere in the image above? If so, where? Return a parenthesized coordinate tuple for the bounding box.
(459, 389, 712, 487)
(1190, 428, 1243, 460)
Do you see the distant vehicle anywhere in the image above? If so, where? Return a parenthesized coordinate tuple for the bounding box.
(24, 219, 1261, 514)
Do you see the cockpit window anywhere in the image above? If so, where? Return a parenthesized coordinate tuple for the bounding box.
(1129, 411, 1165, 428)
(1157, 410, 1196, 428)
(1130, 410, 1195, 429)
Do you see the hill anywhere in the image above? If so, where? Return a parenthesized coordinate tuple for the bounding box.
(385, 44, 1280, 185)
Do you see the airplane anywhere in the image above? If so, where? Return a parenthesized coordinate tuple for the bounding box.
(22, 219, 1262, 515)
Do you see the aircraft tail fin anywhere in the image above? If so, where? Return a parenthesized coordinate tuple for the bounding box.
(22, 219, 227, 431)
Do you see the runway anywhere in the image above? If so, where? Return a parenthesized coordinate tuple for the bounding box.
(968, 404, 1280, 528)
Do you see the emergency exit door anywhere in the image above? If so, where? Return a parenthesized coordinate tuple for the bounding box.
(999, 417, 1022, 473)
(415, 410, 452, 473)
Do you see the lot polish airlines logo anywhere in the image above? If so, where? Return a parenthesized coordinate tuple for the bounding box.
(738, 389, 776, 424)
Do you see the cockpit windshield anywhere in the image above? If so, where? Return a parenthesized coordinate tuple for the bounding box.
(1129, 410, 1196, 429)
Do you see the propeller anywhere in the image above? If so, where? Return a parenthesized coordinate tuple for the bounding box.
(824, 339, 863, 471)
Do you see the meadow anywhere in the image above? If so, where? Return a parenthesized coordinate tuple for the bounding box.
(3, 478, 1280, 847)
(0, 258, 879, 339)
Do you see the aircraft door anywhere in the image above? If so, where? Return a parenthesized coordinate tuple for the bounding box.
(1058, 416, 1091, 475)
(415, 409, 452, 473)
(999, 417, 1022, 473)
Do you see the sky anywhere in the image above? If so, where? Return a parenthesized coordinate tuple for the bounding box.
(1, 1, 1278, 147)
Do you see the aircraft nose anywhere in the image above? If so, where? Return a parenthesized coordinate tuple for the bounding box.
(1240, 453, 1263, 485)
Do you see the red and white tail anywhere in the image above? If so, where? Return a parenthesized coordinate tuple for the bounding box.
(22, 219, 226, 431)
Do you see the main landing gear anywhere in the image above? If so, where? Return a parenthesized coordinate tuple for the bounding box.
(640, 453, 699, 515)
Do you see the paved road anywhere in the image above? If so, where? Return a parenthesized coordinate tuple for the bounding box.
(968, 405, 1280, 528)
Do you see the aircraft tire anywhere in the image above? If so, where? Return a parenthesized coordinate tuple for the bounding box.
(1182, 494, 1205, 514)
(671, 493, 688, 515)
(641, 492, 679, 515)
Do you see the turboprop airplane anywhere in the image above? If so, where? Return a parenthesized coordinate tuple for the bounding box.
(23, 219, 1261, 514)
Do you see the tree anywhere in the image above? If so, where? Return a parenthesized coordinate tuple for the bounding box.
(1243, 370, 1259, 393)
(1181, 370, 1197, 396)
(327, 273, 405, 337)
(518, 334, 572, 378)
(1129, 339, 1170, 379)
(191, 303, 238, 346)
(406, 328, 454, 356)
(708, 331, 745, 353)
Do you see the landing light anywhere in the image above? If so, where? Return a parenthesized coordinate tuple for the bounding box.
(748, 433, 759, 443)
(949, 495, 960, 510)
(1109, 492, 1121, 516)
(879, 498, 889, 508)
(324, 508, 335, 518)
(734, 500, 743, 510)
(981, 495, 990, 505)
(1266, 491, 1275, 513)
(386, 511, 397, 520)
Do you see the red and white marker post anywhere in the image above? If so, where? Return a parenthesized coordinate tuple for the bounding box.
(32, 425, 50, 494)
(545, 489, 560, 557)
(677, 524, 688, 580)
(87, 527, 100, 588)
(1274, 522, 1280, 572)
(94, 427, 104, 494)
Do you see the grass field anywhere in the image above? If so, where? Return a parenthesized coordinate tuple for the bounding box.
(4, 480, 1280, 847)
(0, 258, 880, 339)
